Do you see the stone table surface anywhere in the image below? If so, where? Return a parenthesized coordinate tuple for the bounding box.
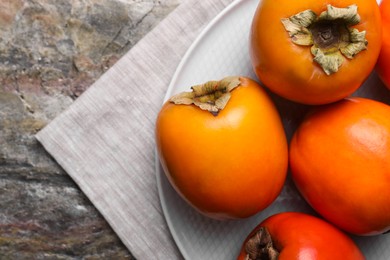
(0, 0, 181, 258)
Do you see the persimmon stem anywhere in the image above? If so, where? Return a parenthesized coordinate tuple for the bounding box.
(169, 76, 241, 115)
(281, 4, 367, 75)
(244, 227, 279, 260)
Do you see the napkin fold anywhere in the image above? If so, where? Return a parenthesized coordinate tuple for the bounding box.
(36, 0, 235, 258)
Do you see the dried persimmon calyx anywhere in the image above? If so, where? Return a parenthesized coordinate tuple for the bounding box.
(281, 4, 368, 75)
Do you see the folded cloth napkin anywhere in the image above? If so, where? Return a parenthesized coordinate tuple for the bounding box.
(36, 0, 235, 259)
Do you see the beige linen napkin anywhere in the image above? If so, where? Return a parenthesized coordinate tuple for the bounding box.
(35, 0, 235, 259)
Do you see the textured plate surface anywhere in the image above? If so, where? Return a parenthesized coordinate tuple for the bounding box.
(156, 0, 390, 259)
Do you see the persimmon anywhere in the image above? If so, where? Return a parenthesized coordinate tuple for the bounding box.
(376, 0, 390, 89)
(155, 77, 288, 219)
(250, 0, 382, 104)
(290, 97, 390, 235)
(237, 212, 365, 260)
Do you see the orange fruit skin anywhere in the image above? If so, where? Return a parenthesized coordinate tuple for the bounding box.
(237, 212, 365, 260)
(156, 77, 288, 219)
(290, 97, 390, 235)
(250, 0, 382, 104)
(376, 0, 390, 89)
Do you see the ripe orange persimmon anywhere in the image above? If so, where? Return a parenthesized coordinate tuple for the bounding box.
(376, 0, 390, 89)
(155, 77, 288, 219)
(250, 0, 382, 104)
(237, 212, 365, 260)
(290, 97, 390, 235)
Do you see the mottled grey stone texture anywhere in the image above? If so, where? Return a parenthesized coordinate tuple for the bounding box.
(0, 0, 181, 258)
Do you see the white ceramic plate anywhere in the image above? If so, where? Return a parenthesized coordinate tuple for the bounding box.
(156, 0, 390, 259)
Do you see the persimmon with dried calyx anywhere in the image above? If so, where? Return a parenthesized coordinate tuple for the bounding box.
(155, 76, 288, 219)
(250, 0, 382, 105)
(237, 212, 365, 260)
(290, 97, 390, 235)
